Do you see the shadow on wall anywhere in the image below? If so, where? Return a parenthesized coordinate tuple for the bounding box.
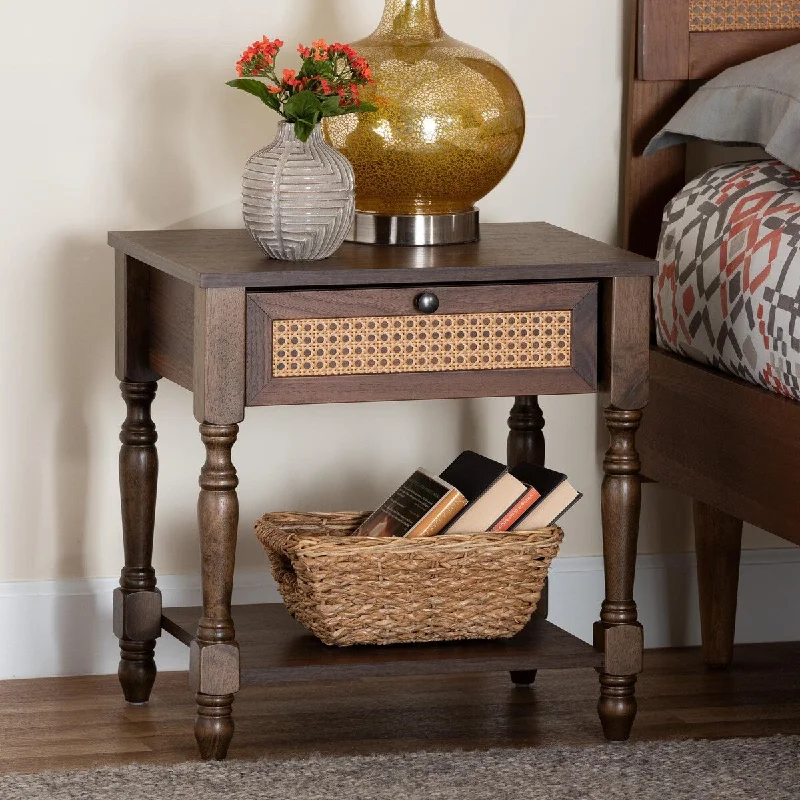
(42, 0, 404, 677)
(123, 0, 355, 230)
(48, 236, 115, 675)
(607, 0, 697, 643)
(593, 401, 696, 646)
(127, 0, 370, 233)
(458, 399, 486, 457)
(639, 482, 695, 644)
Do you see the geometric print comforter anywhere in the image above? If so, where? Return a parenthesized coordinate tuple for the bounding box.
(655, 160, 800, 400)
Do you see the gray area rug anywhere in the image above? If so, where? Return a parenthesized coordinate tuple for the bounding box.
(2, 736, 798, 800)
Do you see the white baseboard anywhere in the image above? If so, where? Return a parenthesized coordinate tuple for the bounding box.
(547, 548, 800, 650)
(2, 548, 798, 680)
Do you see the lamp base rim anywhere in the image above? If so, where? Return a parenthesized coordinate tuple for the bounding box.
(346, 209, 480, 247)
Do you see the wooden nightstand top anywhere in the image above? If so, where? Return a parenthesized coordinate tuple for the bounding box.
(108, 222, 655, 289)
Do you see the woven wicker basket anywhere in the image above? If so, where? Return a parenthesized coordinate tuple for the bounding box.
(255, 511, 563, 647)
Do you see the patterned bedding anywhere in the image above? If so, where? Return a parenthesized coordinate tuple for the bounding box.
(655, 160, 800, 400)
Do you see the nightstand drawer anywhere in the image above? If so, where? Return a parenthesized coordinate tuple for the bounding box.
(246, 283, 597, 406)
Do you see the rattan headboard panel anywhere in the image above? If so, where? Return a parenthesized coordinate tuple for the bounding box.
(690, 1, 800, 31)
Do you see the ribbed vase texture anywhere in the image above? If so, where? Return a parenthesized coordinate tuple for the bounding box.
(243, 122, 355, 261)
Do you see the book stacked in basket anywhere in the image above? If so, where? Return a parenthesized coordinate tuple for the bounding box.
(255, 451, 581, 647)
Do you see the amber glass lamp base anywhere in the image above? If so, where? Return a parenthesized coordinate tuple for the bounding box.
(325, 0, 525, 246)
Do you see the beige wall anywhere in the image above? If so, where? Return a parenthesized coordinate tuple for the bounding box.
(0, 0, 785, 585)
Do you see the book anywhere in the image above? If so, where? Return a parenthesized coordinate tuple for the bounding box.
(439, 451, 507, 502)
(354, 468, 467, 539)
(509, 463, 582, 530)
(445, 471, 532, 534)
(490, 485, 541, 531)
(440, 451, 542, 533)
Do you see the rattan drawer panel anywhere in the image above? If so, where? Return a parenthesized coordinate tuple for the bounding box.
(246, 283, 598, 406)
(272, 310, 572, 378)
(690, 1, 800, 31)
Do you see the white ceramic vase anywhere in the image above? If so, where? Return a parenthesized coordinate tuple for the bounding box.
(243, 122, 355, 261)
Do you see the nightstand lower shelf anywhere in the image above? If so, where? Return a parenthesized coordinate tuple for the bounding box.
(162, 604, 602, 685)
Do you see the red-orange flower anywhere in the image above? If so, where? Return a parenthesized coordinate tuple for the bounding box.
(333, 42, 357, 61)
(236, 36, 283, 77)
(230, 34, 378, 134)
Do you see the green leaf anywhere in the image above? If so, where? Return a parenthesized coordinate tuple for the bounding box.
(293, 119, 316, 142)
(319, 97, 379, 118)
(226, 79, 280, 111)
(283, 91, 323, 142)
(283, 90, 323, 123)
(299, 59, 334, 80)
(320, 96, 346, 116)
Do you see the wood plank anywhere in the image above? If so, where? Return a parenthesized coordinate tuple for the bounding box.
(689, 29, 800, 80)
(162, 604, 603, 684)
(638, 0, 690, 80)
(623, 2, 693, 258)
(1, 642, 799, 773)
(149, 269, 193, 390)
(639, 348, 800, 546)
(599, 277, 651, 409)
(108, 225, 656, 290)
(193, 287, 246, 425)
(247, 369, 595, 407)
(250, 283, 595, 318)
(622, 78, 693, 258)
(115, 254, 160, 383)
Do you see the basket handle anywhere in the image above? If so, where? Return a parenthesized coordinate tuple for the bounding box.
(256, 517, 301, 595)
(256, 516, 299, 555)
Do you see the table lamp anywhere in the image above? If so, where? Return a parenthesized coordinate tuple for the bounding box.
(324, 0, 525, 245)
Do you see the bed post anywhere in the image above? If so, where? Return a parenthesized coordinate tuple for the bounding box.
(622, 0, 692, 257)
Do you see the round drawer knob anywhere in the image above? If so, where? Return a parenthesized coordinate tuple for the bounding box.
(414, 292, 440, 314)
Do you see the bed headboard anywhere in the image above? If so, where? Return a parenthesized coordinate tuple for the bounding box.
(622, 0, 800, 258)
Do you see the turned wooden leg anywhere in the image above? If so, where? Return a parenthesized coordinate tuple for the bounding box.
(595, 407, 644, 741)
(507, 395, 546, 468)
(694, 500, 743, 669)
(115, 380, 162, 705)
(192, 423, 240, 761)
(508, 396, 546, 688)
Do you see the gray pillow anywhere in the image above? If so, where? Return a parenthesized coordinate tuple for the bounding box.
(645, 44, 800, 171)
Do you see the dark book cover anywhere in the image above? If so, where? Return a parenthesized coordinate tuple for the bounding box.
(509, 462, 566, 498)
(355, 468, 466, 539)
(439, 451, 507, 502)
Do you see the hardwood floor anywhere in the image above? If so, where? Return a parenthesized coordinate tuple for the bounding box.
(0, 642, 798, 775)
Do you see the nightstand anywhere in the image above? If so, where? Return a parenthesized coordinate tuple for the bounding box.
(109, 222, 655, 759)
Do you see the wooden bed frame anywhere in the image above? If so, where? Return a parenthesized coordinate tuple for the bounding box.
(624, 0, 800, 667)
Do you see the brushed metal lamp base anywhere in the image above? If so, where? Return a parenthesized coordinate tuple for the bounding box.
(346, 209, 480, 246)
